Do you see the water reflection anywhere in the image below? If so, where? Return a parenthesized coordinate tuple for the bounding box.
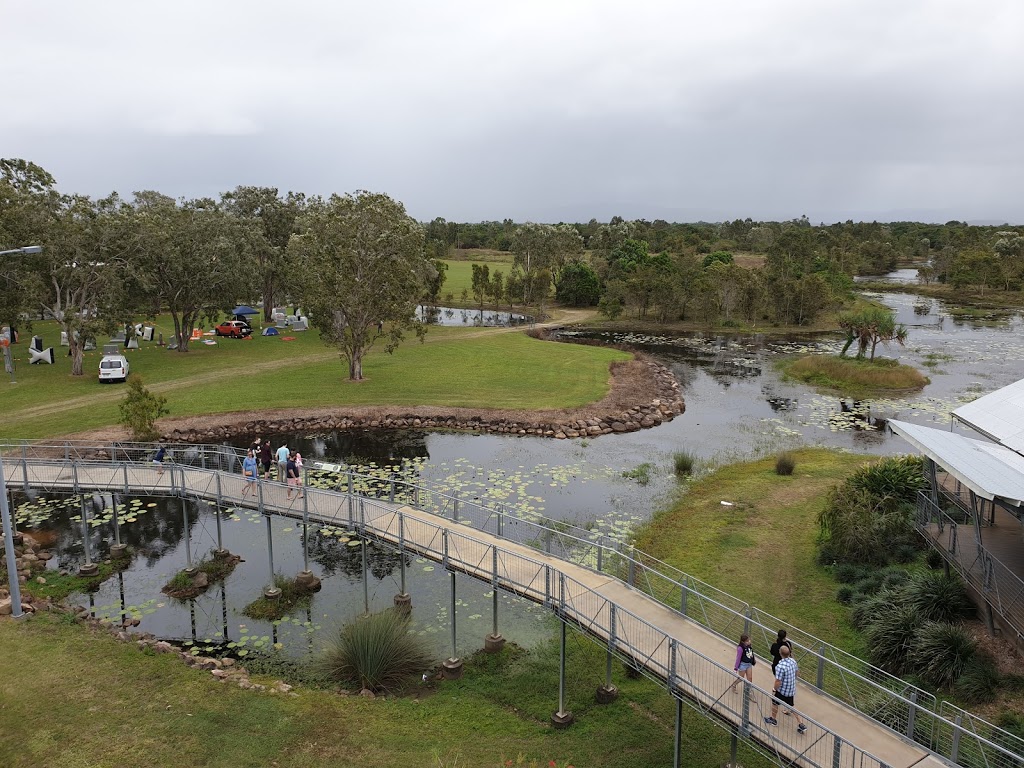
(416, 305, 533, 327)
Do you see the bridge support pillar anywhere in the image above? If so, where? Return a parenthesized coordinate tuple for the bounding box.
(263, 515, 281, 599)
(484, 548, 504, 652)
(394, 592, 412, 612)
(442, 571, 463, 679)
(596, 644, 618, 703)
(672, 697, 682, 768)
(551, 619, 574, 728)
(77, 496, 98, 577)
(296, 570, 321, 591)
(109, 496, 127, 559)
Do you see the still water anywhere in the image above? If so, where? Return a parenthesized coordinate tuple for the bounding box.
(15, 279, 1024, 660)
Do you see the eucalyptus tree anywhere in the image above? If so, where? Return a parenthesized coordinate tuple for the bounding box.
(511, 222, 582, 303)
(288, 191, 431, 381)
(221, 186, 304, 321)
(132, 192, 257, 351)
(40, 193, 138, 375)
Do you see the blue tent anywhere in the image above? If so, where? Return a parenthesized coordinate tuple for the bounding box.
(232, 305, 258, 316)
(261, 326, 279, 336)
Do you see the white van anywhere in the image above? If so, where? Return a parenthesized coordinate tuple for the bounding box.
(98, 354, 130, 383)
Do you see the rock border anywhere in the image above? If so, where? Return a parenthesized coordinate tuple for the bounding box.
(163, 357, 684, 444)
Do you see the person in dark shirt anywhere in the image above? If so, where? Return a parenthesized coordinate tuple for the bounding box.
(770, 629, 792, 675)
(259, 438, 273, 480)
(286, 451, 303, 500)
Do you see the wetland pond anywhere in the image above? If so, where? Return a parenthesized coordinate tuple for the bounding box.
(14, 280, 1024, 661)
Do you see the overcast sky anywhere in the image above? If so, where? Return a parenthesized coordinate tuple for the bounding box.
(3, 1, 1022, 224)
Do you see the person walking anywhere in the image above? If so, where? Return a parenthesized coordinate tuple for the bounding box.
(286, 451, 303, 501)
(276, 442, 289, 483)
(731, 634, 756, 693)
(241, 449, 259, 498)
(259, 438, 273, 480)
(153, 442, 167, 476)
(764, 644, 807, 733)
(770, 629, 792, 676)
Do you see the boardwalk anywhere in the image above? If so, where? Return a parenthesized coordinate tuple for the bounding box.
(6, 455, 991, 768)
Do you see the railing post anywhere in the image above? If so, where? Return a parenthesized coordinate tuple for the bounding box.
(453, 490, 459, 523)
(669, 638, 677, 686)
(743, 605, 751, 635)
(950, 715, 962, 764)
(832, 734, 843, 768)
(497, 505, 503, 539)
(122, 462, 129, 494)
(389, 473, 395, 503)
(346, 469, 354, 518)
(21, 444, 29, 494)
(816, 643, 826, 691)
(680, 577, 688, 617)
(597, 538, 603, 572)
(544, 565, 551, 607)
(627, 545, 635, 586)
(257, 472, 265, 517)
(906, 691, 917, 740)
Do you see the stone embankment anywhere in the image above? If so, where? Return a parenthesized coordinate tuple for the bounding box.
(164, 357, 684, 444)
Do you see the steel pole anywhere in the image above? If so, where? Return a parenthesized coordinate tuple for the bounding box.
(0, 457, 24, 618)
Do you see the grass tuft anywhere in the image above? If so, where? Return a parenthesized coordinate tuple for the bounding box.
(673, 451, 696, 477)
(783, 355, 928, 397)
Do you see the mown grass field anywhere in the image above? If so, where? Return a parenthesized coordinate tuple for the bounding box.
(632, 448, 874, 654)
(0, 612, 775, 768)
(1, 317, 627, 440)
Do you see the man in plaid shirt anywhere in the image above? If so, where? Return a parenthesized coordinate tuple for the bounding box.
(764, 644, 807, 733)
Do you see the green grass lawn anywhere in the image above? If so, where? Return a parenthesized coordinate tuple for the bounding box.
(0, 612, 774, 768)
(1, 317, 628, 439)
(441, 258, 517, 302)
(632, 448, 874, 654)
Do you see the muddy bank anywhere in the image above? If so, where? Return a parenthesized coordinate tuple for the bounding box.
(159, 356, 683, 444)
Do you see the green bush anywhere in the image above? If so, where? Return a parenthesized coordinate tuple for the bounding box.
(911, 621, 976, 689)
(836, 585, 856, 604)
(851, 590, 899, 630)
(954, 653, 1000, 704)
(833, 563, 869, 584)
(864, 604, 926, 674)
(852, 573, 886, 597)
(775, 452, 796, 475)
(880, 567, 912, 590)
(673, 451, 696, 477)
(903, 571, 975, 623)
(118, 374, 170, 441)
(817, 458, 921, 566)
(925, 548, 944, 570)
(847, 455, 925, 505)
(318, 609, 433, 693)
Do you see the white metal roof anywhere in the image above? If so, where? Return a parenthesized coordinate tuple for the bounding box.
(953, 378, 1024, 455)
(888, 420, 1024, 507)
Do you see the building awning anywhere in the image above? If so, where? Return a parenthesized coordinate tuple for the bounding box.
(889, 420, 1024, 507)
(953, 378, 1024, 455)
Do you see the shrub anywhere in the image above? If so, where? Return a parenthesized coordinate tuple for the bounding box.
(673, 451, 696, 477)
(318, 609, 433, 693)
(864, 604, 926, 674)
(118, 374, 170, 441)
(911, 621, 976, 689)
(903, 572, 975, 623)
(847, 455, 925, 506)
(851, 591, 896, 630)
(954, 653, 1000, 704)
(817, 477, 918, 565)
(925, 548, 944, 570)
(852, 573, 886, 597)
(833, 563, 869, 584)
(892, 542, 920, 563)
(880, 568, 912, 591)
(836, 585, 856, 604)
(775, 452, 796, 476)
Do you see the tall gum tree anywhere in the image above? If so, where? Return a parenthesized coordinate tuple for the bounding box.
(288, 191, 430, 381)
(132, 192, 256, 351)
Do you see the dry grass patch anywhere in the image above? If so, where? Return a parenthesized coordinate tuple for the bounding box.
(784, 355, 928, 398)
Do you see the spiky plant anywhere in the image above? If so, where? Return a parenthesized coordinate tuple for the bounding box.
(864, 603, 926, 675)
(319, 609, 433, 693)
(902, 571, 975, 623)
(911, 621, 976, 689)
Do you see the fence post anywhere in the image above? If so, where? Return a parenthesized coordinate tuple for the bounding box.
(668, 638, 677, 686)
(545, 565, 551, 607)
(680, 577, 688, 617)
(389, 472, 395, 503)
(497, 504, 503, 539)
(627, 545, 635, 586)
(950, 715, 962, 764)
(906, 691, 917, 740)
(832, 734, 843, 768)
(743, 606, 751, 635)
(21, 444, 29, 494)
(816, 644, 826, 691)
(597, 539, 603, 572)
(453, 490, 459, 523)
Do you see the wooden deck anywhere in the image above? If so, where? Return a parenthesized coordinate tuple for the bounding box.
(8, 459, 972, 768)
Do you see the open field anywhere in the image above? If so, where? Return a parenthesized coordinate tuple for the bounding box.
(0, 317, 626, 440)
(632, 448, 874, 654)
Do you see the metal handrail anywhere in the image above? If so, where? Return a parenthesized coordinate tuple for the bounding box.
(6, 444, 1023, 767)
